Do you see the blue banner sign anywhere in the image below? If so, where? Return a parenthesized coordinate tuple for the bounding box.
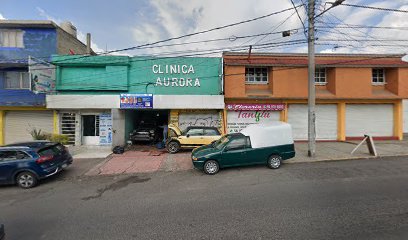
(99, 113, 112, 145)
(120, 94, 153, 109)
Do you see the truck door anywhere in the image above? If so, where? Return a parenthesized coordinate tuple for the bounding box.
(220, 136, 248, 167)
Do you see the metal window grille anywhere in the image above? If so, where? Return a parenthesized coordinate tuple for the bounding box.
(61, 113, 76, 145)
(314, 68, 327, 84)
(372, 68, 385, 84)
(245, 67, 268, 84)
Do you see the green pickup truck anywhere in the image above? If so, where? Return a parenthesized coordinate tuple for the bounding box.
(191, 122, 296, 175)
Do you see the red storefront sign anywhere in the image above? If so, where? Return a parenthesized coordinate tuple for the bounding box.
(226, 103, 285, 111)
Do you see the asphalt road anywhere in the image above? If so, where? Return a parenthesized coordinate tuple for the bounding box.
(1, 157, 408, 240)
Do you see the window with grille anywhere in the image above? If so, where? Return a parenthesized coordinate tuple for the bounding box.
(245, 67, 268, 84)
(4, 72, 30, 89)
(61, 113, 76, 145)
(372, 68, 385, 84)
(314, 68, 327, 85)
(0, 30, 24, 48)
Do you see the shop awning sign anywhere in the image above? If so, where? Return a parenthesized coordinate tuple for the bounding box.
(120, 94, 153, 109)
(226, 104, 285, 111)
(29, 56, 56, 94)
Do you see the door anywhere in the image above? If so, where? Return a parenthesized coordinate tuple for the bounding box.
(346, 104, 393, 137)
(4, 111, 54, 144)
(219, 136, 248, 167)
(202, 128, 221, 145)
(82, 115, 100, 145)
(60, 113, 76, 145)
(288, 104, 337, 140)
(184, 128, 205, 145)
(0, 150, 31, 182)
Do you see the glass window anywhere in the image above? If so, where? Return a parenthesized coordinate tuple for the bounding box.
(0, 151, 30, 161)
(372, 68, 385, 84)
(186, 128, 203, 136)
(0, 30, 24, 48)
(315, 68, 326, 84)
(226, 137, 247, 150)
(204, 129, 220, 136)
(4, 71, 30, 89)
(245, 67, 268, 84)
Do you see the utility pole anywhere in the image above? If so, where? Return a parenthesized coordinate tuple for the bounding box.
(307, 0, 316, 157)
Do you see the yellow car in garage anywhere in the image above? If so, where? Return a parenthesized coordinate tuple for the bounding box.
(166, 124, 222, 153)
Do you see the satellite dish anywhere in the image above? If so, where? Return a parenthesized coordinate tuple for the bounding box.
(402, 54, 408, 63)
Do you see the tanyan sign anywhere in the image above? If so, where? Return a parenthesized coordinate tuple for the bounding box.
(28, 56, 56, 94)
(226, 103, 285, 133)
(152, 64, 201, 88)
(120, 94, 153, 109)
(226, 104, 285, 111)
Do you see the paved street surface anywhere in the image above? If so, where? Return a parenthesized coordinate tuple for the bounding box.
(1, 157, 408, 240)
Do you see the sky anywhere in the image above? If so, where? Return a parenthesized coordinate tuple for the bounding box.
(1, 0, 407, 56)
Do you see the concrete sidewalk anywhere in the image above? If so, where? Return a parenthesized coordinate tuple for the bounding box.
(68, 145, 112, 159)
(86, 139, 408, 176)
(287, 139, 408, 163)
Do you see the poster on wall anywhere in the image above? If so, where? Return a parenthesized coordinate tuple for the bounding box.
(178, 112, 221, 131)
(99, 113, 112, 145)
(28, 56, 56, 94)
(120, 94, 153, 109)
(226, 104, 284, 133)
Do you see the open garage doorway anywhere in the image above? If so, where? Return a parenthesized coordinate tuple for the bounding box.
(125, 110, 169, 145)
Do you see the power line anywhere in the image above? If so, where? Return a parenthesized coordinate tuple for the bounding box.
(290, 0, 307, 37)
(331, 3, 408, 13)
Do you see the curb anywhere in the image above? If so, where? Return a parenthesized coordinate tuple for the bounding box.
(84, 154, 114, 176)
(285, 153, 408, 164)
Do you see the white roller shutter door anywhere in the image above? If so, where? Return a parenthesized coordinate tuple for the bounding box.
(4, 111, 54, 144)
(346, 104, 393, 137)
(288, 104, 337, 140)
(178, 111, 221, 131)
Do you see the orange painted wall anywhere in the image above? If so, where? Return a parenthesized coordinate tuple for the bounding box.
(399, 68, 408, 96)
(385, 68, 399, 95)
(224, 55, 408, 100)
(224, 65, 245, 98)
(272, 67, 308, 98)
(334, 68, 371, 98)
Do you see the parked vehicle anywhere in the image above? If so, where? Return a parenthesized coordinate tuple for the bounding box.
(191, 122, 295, 174)
(166, 124, 222, 153)
(0, 141, 73, 188)
(0, 224, 4, 240)
(129, 123, 158, 143)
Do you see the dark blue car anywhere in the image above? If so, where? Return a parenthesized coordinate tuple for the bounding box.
(0, 141, 73, 188)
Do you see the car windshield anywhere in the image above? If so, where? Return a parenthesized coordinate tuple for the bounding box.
(213, 135, 231, 150)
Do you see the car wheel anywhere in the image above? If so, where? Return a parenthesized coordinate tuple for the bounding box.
(268, 155, 282, 169)
(167, 141, 180, 154)
(16, 171, 38, 189)
(204, 160, 219, 175)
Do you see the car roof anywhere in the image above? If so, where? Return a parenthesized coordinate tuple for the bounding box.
(0, 146, 31, 151)
(185, 126, 219, 130)
(4, 141, 58, 150)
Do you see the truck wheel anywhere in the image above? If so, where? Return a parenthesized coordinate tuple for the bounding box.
(204, 160, 219, 175)
(16, 171, 38, 189)
(268, 155, 282, 169)
(167, 141, 180, 154)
